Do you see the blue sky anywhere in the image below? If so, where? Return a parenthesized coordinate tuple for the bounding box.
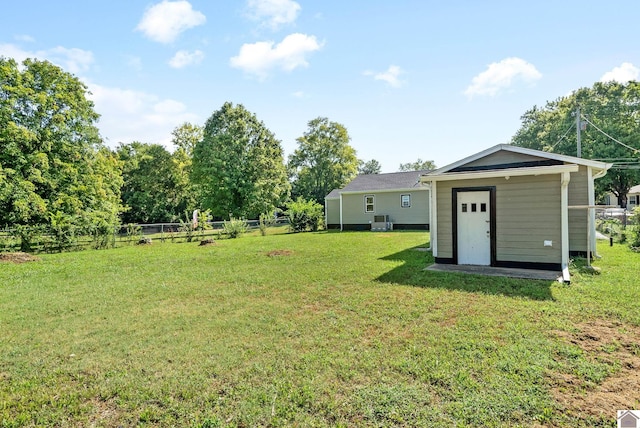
(1, 1, 639, 172)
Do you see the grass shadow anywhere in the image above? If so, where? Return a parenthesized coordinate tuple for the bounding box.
(376, 245, 555, 301)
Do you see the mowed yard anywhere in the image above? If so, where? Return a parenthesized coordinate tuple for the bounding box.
(1, 231, 639, 427)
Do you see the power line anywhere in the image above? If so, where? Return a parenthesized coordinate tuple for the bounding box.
(581, 114, 640, 155)
(549, 122, 575, 151)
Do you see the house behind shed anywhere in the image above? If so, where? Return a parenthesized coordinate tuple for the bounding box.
(325, 170, 430, 231)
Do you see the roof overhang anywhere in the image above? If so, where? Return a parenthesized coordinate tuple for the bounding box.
(427, 144, 611, 177)
(337, 186, 429, 195)
(422, 164, 580, 182)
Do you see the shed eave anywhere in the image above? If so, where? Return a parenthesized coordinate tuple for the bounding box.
(422, 164, 580, 182)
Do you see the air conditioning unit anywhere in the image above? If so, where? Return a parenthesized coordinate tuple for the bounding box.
(371, 215, 391, 231)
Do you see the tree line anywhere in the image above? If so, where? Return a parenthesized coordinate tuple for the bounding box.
(3, 57, 638, 240)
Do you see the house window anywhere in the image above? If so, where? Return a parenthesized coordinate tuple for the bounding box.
(365, 195, 375, 213)
(401, 194, 411, 208)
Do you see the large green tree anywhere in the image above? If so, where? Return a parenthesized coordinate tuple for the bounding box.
(117, 142, 193, 224)
(511, 81, 640, 207)
(398, 158, 436, 172)
(358, 159, 382, 175)
(0, 57, 122, 231)
(191, 102, 290, 219)
(288, 117, 359, 203)
(171, 122, 202, 215)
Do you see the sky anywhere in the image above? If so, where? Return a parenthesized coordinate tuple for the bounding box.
(1, 0, 639, 172)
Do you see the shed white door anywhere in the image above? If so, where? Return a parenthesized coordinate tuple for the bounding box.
(457, 191, 491, 265)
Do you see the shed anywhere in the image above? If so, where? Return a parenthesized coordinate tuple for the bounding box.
(421, 144, 611, 282)
(325, 170, 430, 231)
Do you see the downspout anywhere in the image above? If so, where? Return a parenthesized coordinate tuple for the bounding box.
(339, 192, 343, 231)
(324, 199, 328, 229)
(587, 167, 595, 258)
(561, 172, 571, 283)
(430, 180, 438, 257)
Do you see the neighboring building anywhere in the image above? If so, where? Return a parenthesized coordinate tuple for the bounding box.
(422, 144, 611, 282)
(325, 170, 430, 231)
(628, 184, 640, 210)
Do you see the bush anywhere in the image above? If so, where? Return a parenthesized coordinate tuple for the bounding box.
(285, 197, 323, 233)
(258, 211, 278, 236)
(628, 207, 640, 250)
(49, 211, 77, 252)
(223, 218, 248, 239)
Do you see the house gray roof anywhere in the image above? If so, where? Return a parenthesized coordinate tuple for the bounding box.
(325, 170, 430, 199)
(629, 184, 640, 194)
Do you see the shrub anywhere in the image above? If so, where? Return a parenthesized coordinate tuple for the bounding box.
(10, 225, 43, 253)
(126, 223, 143, 244)
(285, 197, 323, 233)
(628, 207, 640, 250)
(196, 209, 212, 240)
(258, 211, 277, 236)
(223, 218, 248, 239)
(49, 211, 77, 252)
(91, 222, 117, 250)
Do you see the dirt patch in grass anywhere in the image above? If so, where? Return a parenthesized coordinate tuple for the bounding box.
(87, 398, 125, 426)
(0, 252, 40, 264)
(550, 320, 640, 419)
(266, 249, 293, 257)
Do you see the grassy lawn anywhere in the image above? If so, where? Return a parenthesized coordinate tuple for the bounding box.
(1, 231, 639, 427)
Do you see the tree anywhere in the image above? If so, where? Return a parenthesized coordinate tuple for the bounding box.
(171, 121, 202, 157)
(398, 159, 436, 172)
(0, 57, 122, 233)
(171, 122, 202, 214)
(117, 142, 192, 223)
(288, 117, 359, 204)
(191, 102, 290, 219)
(358, 159, 382, 175)
(511, 81, 640, 207)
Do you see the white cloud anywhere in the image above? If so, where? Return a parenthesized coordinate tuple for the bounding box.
(125, 55, 143, 71)
(0, 43, 94, 74)
(246, 0, 301, 30)
(364, 65, 404, 88)
(292, 90, 305, 98)
(136, 0, 206, 44)
(86, 82, 199, 147)
(168, 49, 204, 68)
(14, 34, 35, 43)
(464, 57, 542, 98)
(230, 33, 322, 79)
(600, 62, 639, 83)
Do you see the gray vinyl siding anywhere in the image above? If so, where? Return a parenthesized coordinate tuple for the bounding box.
(463, 151, 547, 168)
(341, 190, 429, 225)
(567, 166, 589, 252)
(436, 174, 563, 264)
(325, 198, 340, 226)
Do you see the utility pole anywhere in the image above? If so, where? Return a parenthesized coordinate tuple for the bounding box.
(576, 106, 581, 158)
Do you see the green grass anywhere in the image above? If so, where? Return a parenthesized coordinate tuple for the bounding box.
(1, 232, 639, 427)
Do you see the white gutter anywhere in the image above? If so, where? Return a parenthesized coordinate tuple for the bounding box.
(423, 164, 580, 182)
(587, 167, 595, 258)
(429, 181, 437, 256)
(561, 171, 571, 283)
(339, 192, 343, 231)
(338, 187, 429, 195)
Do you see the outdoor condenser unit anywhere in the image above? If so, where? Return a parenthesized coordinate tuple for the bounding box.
(371, 215, 391, 231)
